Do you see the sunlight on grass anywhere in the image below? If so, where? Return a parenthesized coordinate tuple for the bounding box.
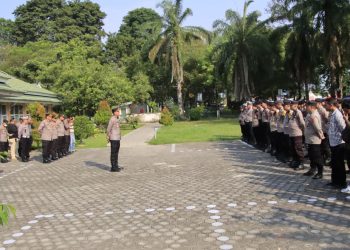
(150, 119, 241, 145)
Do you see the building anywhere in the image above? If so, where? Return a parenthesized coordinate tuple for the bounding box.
(0, 71, 60, 123)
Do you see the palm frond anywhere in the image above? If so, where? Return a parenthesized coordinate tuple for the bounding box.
(179, 8, 193, 25)
(149, 37, 167, 63)
(183, 26, 212, 43)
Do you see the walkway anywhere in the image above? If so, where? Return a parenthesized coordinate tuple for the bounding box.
(0, 124, 349, 250)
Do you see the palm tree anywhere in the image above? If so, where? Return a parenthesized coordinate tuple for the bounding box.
(212, 0, 269, 100)
(149, 0, 210, 115)
(271, 0, 350, 97)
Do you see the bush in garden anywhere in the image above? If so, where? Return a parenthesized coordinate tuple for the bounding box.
(189, 105, 205, 121)
(126, 115, 139, 129)
(74, 116, 95, 142)
(93, 100, 112, 131)
(147, 101, 159, 113)
(159, 107, 174, 126)
(164, 98, 180, 120)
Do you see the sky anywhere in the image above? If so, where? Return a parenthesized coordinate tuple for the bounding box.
(0, 0, 271, 34)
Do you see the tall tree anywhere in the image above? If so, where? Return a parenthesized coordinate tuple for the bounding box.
(13, 0, 106, 45)
(149, 0, 210, 115)
(213, 0, 270, 100)
(0, 18, 15, 46)
(105, 8, 162, 63)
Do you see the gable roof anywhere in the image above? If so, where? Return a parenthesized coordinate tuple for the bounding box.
(0, 71, 60, 104)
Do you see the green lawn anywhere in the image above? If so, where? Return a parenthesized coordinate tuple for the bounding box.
(77, 125, 140, 149)
(150, 118, 241, 145)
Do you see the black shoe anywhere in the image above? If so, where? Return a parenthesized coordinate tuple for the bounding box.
(294, 163, 305, 171)
(43, 159, 50, 164)
(312, 173, 323, 179)
(111, 167, 121, 172)
(325, 182, 336, 188)
(303, 170, 316, 176)
(289, 161, 296, 168)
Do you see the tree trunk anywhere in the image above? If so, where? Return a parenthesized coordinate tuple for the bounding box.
(177, 79, 185, 116)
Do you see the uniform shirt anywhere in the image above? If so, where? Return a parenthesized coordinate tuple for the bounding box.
(239, 111, 245, 125)
(18, 124, 31, 139)
(276, 108, 285, 133)
(269, 111, 278, 132)
(328, 108, 346, 147)
(38, 120, 53, 141)
(57, 120, 65, 137)
(262, 108, 270, 123)
(318, 106, 329, 133)
(283, 111, 291, 135)
(51, 121, 58, 140)
(304, 110, 324, 145)
(252, 110, 259, 127)
(107, 116, 121, 141)
(64, 119, 70, 136)
(244, 108, 253, 123)
(0, 125, 8, 142)
(288, 109, 305, 137)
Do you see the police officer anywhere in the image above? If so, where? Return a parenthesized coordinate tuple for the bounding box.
(316, 98, 331, 165)
(303, 101, 325, 179)
(18, 116, 31, 162)
(38, 114, 53, 164)
(107, 106, 122, 172)
(239, 105, 246, 141)
(0, 120, 9, 163)
(289, 101, 305, 170)
(50, 113, 59, 161)
(269, 102, 278, 156)
(281, 100, 291, 163)
(261, 101, 271, 152)
(57, 115, 66, 158)
(64, 117, 71, 155)
(275, 100, 285, 161)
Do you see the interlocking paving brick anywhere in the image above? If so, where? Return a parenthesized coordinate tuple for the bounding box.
(0, 124, 349, 249)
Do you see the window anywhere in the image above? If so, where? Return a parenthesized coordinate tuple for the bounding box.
(0, 105, 7, 123)
(10, 105, 23, 120)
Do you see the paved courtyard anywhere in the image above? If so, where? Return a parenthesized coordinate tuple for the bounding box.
(0, 124, 349, 250)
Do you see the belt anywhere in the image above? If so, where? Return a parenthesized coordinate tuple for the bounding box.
(21, 136, 30, 138)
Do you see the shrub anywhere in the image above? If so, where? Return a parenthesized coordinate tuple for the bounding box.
(189, 105, 205, 121)
(164, 98, 180, 120)
(94, 100, 112, 131)
(126, 115, 139, 129)
(74, 116, 95, 142)
(147, 101, 159, 113)
(159, 107, 174, 126)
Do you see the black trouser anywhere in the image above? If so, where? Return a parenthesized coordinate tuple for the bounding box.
(42, 140, 52, 161)
(270, 131, 278, 153)
(281, 134, 291, 160)
(110, 140, 120, 168)
(240, 124, 245, 139)
(51, 139, 58, 159)
(308, 144, 323, 174)
(330, 144, 346, 187)
(245, 122, 256, 145)
(0, 141, 7, 163)
(58, 136, 65, 156)
(256, 120, 263, 147)
(275, 132, 284, 157)
(19, 138, 30, 160)
(64, 135, 70, 154)
(262, 122, 271, 149)
(290, 136, 304, 163)
(321, 133, 331, 161)
(346, 144, 350, 171)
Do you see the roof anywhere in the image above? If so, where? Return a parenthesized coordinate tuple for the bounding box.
(0, 71, 60, 104)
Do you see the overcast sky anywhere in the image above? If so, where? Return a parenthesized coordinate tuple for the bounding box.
(0, 0, 271, 34)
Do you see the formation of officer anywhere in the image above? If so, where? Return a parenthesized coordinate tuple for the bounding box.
(38, 113, 73, 164)
(240, 97, 350, 194)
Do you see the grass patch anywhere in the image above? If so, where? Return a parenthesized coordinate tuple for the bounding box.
(150, 118, 241, 145)
(77, 124, 141, 149)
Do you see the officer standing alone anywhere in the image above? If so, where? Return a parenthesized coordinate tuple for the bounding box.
(107, 106, 122, 172)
